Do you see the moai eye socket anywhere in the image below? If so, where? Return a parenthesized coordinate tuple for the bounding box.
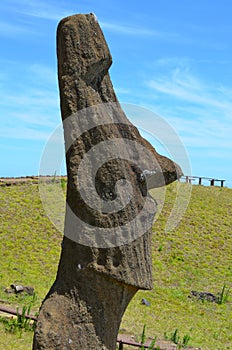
(139, 173, 145, 182)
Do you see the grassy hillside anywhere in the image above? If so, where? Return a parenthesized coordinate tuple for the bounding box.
(0, 182, 232, 349)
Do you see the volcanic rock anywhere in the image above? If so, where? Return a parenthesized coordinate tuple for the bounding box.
(33, 13, 182, 350)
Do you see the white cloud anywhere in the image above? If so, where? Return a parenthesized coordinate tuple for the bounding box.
(1, 0, 72, 21)
(168, 116, 232, 149)
(1, 90, 57, 108)
(29, 64, 57, 84)
(114, 87, 131, 95)
(100, 21, 182, 40)
(100, 21, 162, 37)
(0, 88, 59, 127)
(0, 62, 60, 131)
(0, 20, 36, 37)
(148, 68, 232, 113)
(9, 111, 58, 128)
(0, 126, 51, 140)
(138, 59, 232, 169)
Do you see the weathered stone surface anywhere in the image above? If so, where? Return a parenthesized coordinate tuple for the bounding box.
(33, 13, 182, 350)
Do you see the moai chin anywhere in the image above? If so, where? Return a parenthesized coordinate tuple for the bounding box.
(33, 14, 182, 350)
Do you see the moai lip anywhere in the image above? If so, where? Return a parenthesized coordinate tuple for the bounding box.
(33, 14, 182, 350)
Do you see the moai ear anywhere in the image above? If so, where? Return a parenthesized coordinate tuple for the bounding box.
(33, 14, 182, 350)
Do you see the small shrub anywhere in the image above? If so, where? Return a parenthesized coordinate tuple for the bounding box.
(141, 324, 158, 350)
(170, 328, 180, 344)
(217, 284, 230, 305)
(60, 177, 67, 191)
(52, 171, 57, 183)
(164, 329, 191, 348)
(158, 245, 163, 252)
(182, 333, 191, 348)
(0, 304, 36, 335)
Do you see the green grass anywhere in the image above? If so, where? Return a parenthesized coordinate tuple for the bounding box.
(122, 184, 232, 349)
(0, 182, 232, 349)
(0, 184, 62, 315)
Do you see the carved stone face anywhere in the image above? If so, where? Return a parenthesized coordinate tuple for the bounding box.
(57, 12, 182, 258)
(33, 13, 183, 350)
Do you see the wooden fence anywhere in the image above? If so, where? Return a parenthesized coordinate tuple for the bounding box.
(180, 175, 225, 187)
(0, 305, 200, 349)
(117, 339, 152, 349)
(0, 303, 154, 348)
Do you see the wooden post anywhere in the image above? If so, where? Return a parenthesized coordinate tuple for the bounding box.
(199, 177, 202, 185)
(118, 341, 123, 350)
(210, 179, 215, 186)
(221, 180, 225, 187)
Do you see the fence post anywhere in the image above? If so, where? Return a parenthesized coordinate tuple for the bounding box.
(210, 179, 215, 186)
(118, 341, 123, 350)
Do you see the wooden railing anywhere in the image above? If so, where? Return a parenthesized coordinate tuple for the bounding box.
(180, 175, 225, 187)
(117, 338, 153, 349)
(0, 304, 154, 348)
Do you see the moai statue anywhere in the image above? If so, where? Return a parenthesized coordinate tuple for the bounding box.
(33, 14, 182, 350)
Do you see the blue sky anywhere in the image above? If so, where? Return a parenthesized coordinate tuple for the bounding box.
(0, 0, 232, 187)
